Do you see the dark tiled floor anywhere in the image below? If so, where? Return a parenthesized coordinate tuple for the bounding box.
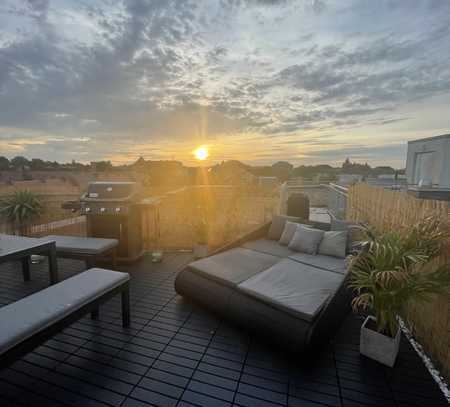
(0, 253, 447, 407)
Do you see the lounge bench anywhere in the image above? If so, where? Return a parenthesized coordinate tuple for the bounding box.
(43, 235, 118, 269)
(175, 216, 358, 352)
(1, 234, 118, 285)
(0, 268, 130, 368)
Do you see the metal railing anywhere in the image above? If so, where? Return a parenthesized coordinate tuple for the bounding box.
(327, 183, 348, 220)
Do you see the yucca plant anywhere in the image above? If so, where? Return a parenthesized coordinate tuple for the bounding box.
(0, 190, 44, 235)
(349, 216, 450, 338)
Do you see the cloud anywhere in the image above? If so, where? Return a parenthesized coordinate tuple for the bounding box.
(0, 0, 449, 165)
(304, 143, 408, 168)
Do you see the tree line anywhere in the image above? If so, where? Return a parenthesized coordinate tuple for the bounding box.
(0, 156, 114, 172)
(0, 155, 403, 181)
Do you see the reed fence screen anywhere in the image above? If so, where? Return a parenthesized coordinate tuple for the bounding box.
(347, 183, 450, 382)
(141, 185, 279, 251)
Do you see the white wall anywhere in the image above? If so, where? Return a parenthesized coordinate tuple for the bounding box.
(406, 136, 450, 188)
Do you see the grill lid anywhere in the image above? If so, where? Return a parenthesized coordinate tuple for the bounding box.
(82, 182, 139, 202)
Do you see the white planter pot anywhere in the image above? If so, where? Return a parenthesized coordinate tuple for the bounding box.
(151, 251, 164, 263)
(193, 244, 208, 259)
(360, 316, 401, 367)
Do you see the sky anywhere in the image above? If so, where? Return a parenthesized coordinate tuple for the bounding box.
(0, 0, 450, 168)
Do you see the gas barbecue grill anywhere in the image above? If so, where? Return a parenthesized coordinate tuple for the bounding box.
(80, 182, 144, 261)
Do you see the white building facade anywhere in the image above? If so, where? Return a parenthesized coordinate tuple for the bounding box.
(406, 134, 450, 188)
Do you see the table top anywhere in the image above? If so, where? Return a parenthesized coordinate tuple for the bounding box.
(0, 234, 55, 260)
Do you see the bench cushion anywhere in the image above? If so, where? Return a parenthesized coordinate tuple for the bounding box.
(188, 248, 279, 287)
(238, 259, 343, 322)
(241, 239, 295, 258)
(45, 235, 118, 255)
(0, 268, 129, 355)
(288, 252, 347, 274)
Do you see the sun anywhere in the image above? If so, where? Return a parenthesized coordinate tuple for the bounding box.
(194, 146, 209, 161)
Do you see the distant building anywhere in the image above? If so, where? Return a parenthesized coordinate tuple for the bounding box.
(312, 173, 334, 182)
(377, 174, 395, 180)
(406, 134, 450, 187)
(286, 177, 305, 186)
(366, 173, 407, 190)
(406, 134, 450, 200)
(338, 174, 363, 185)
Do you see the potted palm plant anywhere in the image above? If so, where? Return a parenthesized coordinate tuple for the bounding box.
(349, 217, 450, 367)
(0, 190, 44, 235)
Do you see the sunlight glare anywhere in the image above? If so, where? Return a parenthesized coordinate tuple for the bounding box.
(194, 146, 209, 160)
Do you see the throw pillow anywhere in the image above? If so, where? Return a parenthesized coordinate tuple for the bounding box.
(279, 221, 301, 245)
(331, 219, 365, 253)
(288, 225, 325, 254)
(267, 215, 301, 240)
(318, 231, 348, 258)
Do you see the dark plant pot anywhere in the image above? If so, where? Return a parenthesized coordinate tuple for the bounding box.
(360, 316, 400, 367)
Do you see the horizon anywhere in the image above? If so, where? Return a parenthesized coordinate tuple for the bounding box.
(0, 155, 406, 171)
(1, 1, 450, 167)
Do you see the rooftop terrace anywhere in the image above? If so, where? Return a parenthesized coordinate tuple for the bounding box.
(0, 255, 447, 407)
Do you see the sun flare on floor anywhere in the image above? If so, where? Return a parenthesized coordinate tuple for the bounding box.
(194, 146, 209, 161)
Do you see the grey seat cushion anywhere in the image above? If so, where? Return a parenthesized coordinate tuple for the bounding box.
(288, 252, 347, 274)
(45, 235, 118, 255)
(188, 248, 280, 287)
(267, 215, 301, 240)
(0, 268, 129, 355)
(238, 259, 343, 322)
(241, 239, 295, 258)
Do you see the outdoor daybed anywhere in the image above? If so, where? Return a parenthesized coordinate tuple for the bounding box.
(175, 215, 357, 352)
